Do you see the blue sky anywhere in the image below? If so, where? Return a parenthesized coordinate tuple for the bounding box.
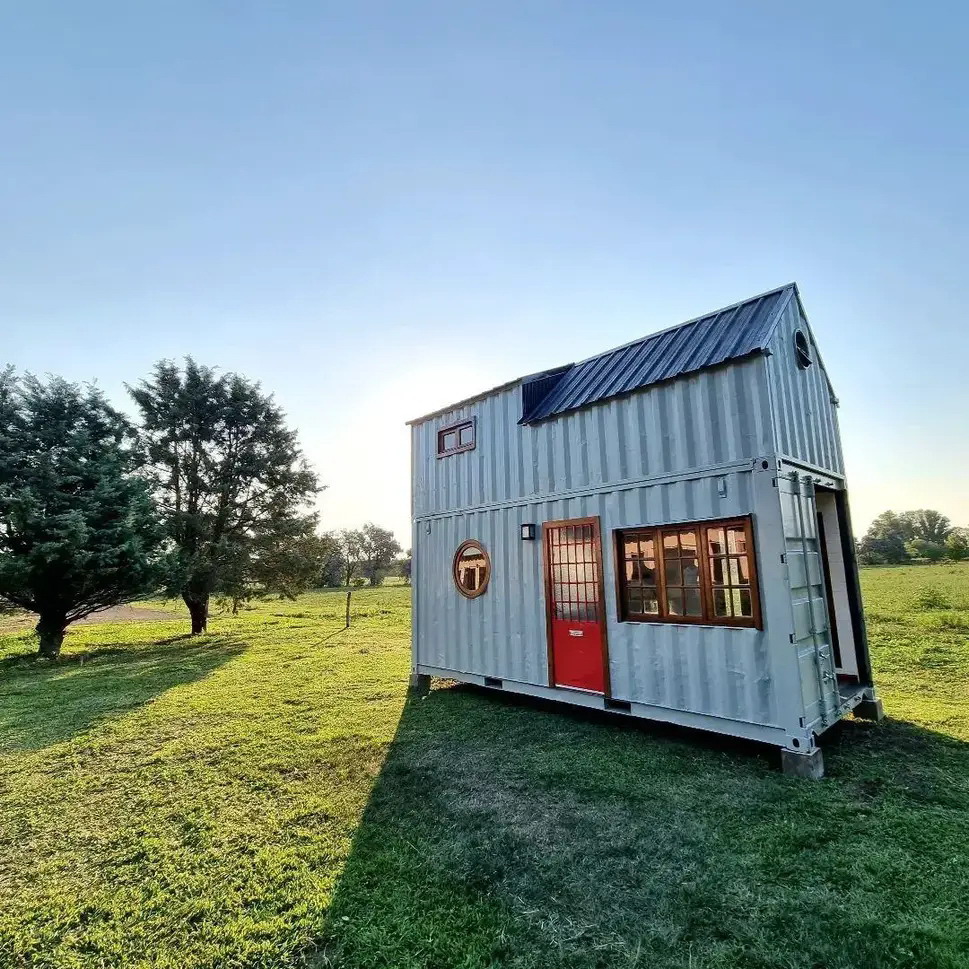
(3, 2, 967, 544)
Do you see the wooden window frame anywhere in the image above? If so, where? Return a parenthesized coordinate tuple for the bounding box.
(613, 515, 762, 629)
(453, 539, 491, 599)
(437, 418, 476, 458)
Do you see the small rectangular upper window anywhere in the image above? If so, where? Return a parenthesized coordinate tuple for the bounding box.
(614, 516, 761, 628)
(437, 419, 475, 457)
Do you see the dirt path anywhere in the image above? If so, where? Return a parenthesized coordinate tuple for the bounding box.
(1, 605, 182, 633)
(74, 606, 183, 624)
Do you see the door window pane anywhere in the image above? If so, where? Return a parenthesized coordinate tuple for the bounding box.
(706, 527, 726, 556)
(727, 525, 746, 554)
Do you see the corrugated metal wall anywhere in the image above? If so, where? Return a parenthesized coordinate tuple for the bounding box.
(766, 296, 844, 475)
(777, 474, 839, 726)
(413, 355, 774, 519)
(412, 297, 858, 740)
(414, 468, 781, 728)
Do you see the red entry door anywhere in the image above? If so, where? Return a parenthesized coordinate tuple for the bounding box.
(543, 517, 609, 693)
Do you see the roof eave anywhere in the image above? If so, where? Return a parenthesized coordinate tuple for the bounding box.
(405, 377, 523, 427)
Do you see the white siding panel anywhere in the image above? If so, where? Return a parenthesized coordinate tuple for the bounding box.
(416, 470, 781, 728)
(766, 298, 844, 475)
(412, 356, 774, 519)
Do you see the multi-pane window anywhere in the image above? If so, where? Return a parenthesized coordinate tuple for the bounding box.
(437, 419, 475, 457)
(615, 517, 760, 628)
(546, 521, 601, 622)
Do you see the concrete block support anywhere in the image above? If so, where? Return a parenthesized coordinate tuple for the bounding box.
(408, 672, 431, 694)
(853, 697, 884, 722)
(781, 747, 825, 780)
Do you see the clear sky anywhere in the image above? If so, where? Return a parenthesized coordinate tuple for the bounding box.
(3, 2, 967, 545)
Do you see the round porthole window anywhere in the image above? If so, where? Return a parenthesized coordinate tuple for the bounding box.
(453, 540, 491, 599)
(793, 330, 812, 369)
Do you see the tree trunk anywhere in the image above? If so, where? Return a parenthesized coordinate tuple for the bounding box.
(36, 614, 67, 658)
(183, 593, 209, 635)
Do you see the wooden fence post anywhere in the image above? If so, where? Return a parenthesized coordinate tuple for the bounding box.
(345, 590, 351, 629)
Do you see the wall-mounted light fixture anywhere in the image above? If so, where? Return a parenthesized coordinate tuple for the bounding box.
(520, 523, 536, 541)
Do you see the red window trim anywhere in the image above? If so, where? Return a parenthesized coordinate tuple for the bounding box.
(437, 418, 476, 458)
(613, 515, 762, 630)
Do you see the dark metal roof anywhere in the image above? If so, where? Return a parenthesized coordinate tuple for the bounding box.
(520, 284, 796, 424)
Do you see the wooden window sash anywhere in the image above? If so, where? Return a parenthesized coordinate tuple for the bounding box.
(437, 418, 476, 458)
(615, 516, 761, 629)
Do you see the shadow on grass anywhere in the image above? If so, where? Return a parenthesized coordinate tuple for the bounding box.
(0, 636, 245, 752)
(310, 682, 969, 969)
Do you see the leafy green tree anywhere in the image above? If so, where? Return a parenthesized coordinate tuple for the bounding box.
(945, 529, 969, 561)
(333, 528, 365, 586)
(0, 370, 164, 657)
(129, 359, 320, 634)
(216, 520, 328, 613)
(905, 538, 947, 562)
(858, 512, 909, 565)
(316, 531, 346, 587)
(358, 523, 402, 586)
(858, 509, 955, 566)
(398, 549, 412, 584)
(868, 511, 916, 543)
(903, 509, 952, 545)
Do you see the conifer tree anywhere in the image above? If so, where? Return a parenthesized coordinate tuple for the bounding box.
(0, 370, 164, 657)
(129, 359, 321, 634)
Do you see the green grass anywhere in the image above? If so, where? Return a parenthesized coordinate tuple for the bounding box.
(1, 569, 967, 969)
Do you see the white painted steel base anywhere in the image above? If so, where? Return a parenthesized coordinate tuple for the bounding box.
(416, 664, 790, 747)
(414, 665, 871, 776)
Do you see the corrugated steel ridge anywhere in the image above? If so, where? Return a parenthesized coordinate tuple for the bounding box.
(520, 283, 797, 423)
(406, 283, 797, 426)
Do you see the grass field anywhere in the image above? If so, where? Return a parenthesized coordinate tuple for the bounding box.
(1, 566, 967, 969)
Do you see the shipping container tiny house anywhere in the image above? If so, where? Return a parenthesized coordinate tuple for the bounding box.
(408, 284, 882, 778)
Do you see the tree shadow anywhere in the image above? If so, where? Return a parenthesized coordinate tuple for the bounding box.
(309, 682, 969, 969)
(0, 636, 245, 752)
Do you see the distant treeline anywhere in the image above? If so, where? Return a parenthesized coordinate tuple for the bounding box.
(858, 510, 967, 565)
(316, 525, 409, 588)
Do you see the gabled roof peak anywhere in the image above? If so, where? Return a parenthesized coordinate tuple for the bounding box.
(520, 284, 797, 424)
